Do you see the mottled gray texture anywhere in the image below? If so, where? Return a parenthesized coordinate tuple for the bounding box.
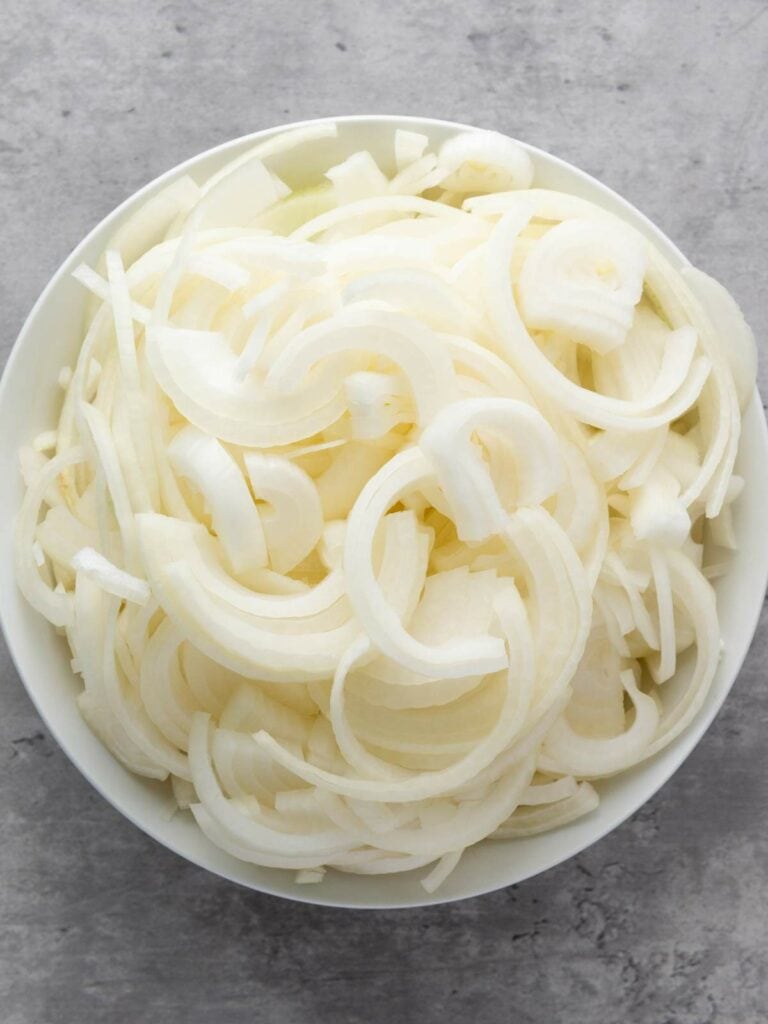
(1, 1, 767, 1021)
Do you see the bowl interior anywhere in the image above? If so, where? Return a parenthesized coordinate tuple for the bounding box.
(1, 115, 766, 909)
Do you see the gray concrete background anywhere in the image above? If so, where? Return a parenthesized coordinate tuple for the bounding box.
(1, 1, 767, 1021)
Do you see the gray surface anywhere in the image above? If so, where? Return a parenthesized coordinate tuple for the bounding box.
(1, 1, 767, 1021)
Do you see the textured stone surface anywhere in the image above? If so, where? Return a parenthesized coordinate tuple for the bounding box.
(1, 2, 767, 1021)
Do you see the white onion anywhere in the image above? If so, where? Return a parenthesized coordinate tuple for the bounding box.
(419, 397, 564, 542)
(436, 130, 534, 194)
(70, 547, 151, 604)
(394, 129, 428, 171)
(16, 122, 754, 893)
(518, 218, 646, 354)
(244, 454, 324, 574)
(167, 425, 268, 573)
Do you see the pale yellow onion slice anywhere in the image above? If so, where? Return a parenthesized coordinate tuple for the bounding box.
(204, 235, 327, 277)
(81, 580, 190, 780)
(79, 403, 140, 571)
(243, 454, 323, 574)
(104, 175, 200, 271)
(629, 465, 691, 548)
(188, 713, 355, 860)
(389, 153, 446, 197)
(167, 425, 267, 573)
(436, 130, 534, 194)
(195, 155, 289, 231)
(550, 441, 609, 587)
(637, 554, 718, 756)
(137, 511, 425, 682)
(14, 447, 85, 627)
(343, 371, 412, 439)
(292, 194, 479, 243)
(202, 122, 338, 198)
(648, 546, 677, 684)
(683, 265, 756, 413)
(190, 804, 337, 871)
(315, 441, 393, 520)
(602, 552, 659, 651)
(36, 504, 106, 573)
(73, 574, 169, 779)
(313, 753, 536, 857)
(492, 781, 599, 838)
(139, 618, 191, 750)
(587, 426, 667, 483)
(328, 584, 530, 782)
(593, 305, 674, 401)
(136, 514, 347, 624)
(146, 326, 349, 447)
(618, 427, 670, 491)
(419, 397, 564, 542)
(74, 262, 151, 325)
(323, 528, 495, 774)
(420, 850, 464, 893)
(142, 559, 359, 682)
(500, 508, 592, 718)
(351, 566, 500, 711)
(564, 628, 626, 739)
(266, 305, 460, 428)
(149, 163, 283, 327)
(539, 670, 659, 777)
(342, 674, 506, 757)
(517, 218, 646, 354)
(484, 209, 711, 431)
(249, 581, 548, 802)
(20, 448, 66, 508)
(326, 151, 389, 203)
(342, 268, 483, 337)
(473, 188, 743, 515)
(180, 645, 241, 715)
(369, 212, 492, 266)
(440, 332, 533, 403)
(521, 774, 579, 805)
(394, 129, 428, 170)
(219, 686, 314, 745)
(343, 447, 508, 678)
(70, 547, 150, 605)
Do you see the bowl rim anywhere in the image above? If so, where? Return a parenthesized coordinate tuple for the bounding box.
(1, 113, 767, 909)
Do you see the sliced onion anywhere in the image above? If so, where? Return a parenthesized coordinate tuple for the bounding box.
(493, 781, 598, 837)
(71, 547, 150, 604)
(436, 130, 534, 194)
(16, 122, 750, 892)
(344, 448, 507, 678)
(539, 670, 659, 777)
(244, 454, 323, 573)
(168, 425, 267, 573)
(683, 266, 757, 412)
(343, 370, 411, 439)
(15, 447, 86, 626)
(419, 397, 564, 542)
(267, 305, 460, 428)
(326, 151, 389, 203)
(394, 129, 429, 170)
(146, 325, 348, 446)
(484, 209, 711, 431)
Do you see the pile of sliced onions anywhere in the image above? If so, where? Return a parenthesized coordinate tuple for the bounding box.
(15, 122, 756, 893)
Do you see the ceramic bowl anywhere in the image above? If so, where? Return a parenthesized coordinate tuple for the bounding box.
(1, 115, 766, 908)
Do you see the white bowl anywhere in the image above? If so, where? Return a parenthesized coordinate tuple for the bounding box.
(1, 115, 766, 909)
